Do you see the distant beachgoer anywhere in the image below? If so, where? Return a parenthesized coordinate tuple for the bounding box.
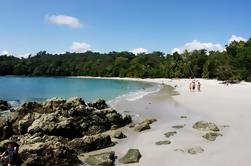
(198, 81, 201, 91)
(0, 143, 19, 166)
(192, 80, 196, 92)
(189, 82, 192, 92)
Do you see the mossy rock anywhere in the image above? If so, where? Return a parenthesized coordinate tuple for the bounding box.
(119, 149, 141, 164)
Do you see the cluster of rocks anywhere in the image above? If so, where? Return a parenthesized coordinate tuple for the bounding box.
(193, 120, 222, 141)
(0, 97, 132, 165)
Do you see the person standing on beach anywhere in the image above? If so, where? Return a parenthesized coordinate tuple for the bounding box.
(189, 82, 192, 92)
(192, 80, 196, 92)
(198, 81, 201, 91)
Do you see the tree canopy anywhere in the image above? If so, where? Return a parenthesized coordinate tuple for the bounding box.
(0, 39, 251, 81)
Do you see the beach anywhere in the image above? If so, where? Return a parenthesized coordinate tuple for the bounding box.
(77, 77, 251, 166)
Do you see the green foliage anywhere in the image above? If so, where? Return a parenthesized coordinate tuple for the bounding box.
(0, 39, 251, 81)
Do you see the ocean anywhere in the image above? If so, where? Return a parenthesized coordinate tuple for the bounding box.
(0, 76, 158, 105)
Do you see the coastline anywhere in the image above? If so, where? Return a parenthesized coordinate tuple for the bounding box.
(73, 76, 251, 166)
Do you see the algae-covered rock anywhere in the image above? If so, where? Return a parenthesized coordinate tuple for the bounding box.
(119, 149, 141, 164)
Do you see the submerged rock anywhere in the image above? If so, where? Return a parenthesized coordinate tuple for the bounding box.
(203, 132, 222, 141)
(155, 140, 171, 145)
(180, 116, 187, 119)
(164, 131, 177, 138)
(187, 146, 204, 155)
(85, 151, 115, 166)
(119, 149, 141, 164)
(193, 121, 219, 132)
(113, 131, 126, 139)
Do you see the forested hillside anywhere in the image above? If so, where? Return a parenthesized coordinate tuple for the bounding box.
(0, 39, 251, 81)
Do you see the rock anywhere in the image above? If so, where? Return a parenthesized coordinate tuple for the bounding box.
(133, 118, 157, 132)
(113, 131, 126, 139)
(187, 146, 204, 155)
(69, 134, 114, 153)
(180, 116, 187, 119)
(27, 112, 82, 138)
(88, 99, 108, 110)
(65, 97, 86, 108)
(193, 121, 220, 132)
(12, 112, 41, 134)
(0, 118, 13, 141)
(172, 125, 185, 129)
(164, 131, 177, 138)
(155, 140, 171, 145)
(0, 100, 10, 111)
(134, 122, 150, 132)
(85, 151, 115, 166)
(202, 132, 222, 141)
(119, 149, 141, 164)
(19, 141, 81, 166)
(128, 123, 135, 128)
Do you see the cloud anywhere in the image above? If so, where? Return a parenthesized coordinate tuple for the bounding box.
(46, 14, 83, 28)
(228, 35, 247, 44)
(171, 40, 224, 54)
(0, 50, 9, 55)
(131, 48, 148, 55)
(70, 42, 91, 53)
(17, 53, 31, 58)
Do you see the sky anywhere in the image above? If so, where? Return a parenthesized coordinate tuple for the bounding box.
(0, 0, 250, 57)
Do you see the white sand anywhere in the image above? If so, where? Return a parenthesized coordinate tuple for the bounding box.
(75, 77, 251, 166)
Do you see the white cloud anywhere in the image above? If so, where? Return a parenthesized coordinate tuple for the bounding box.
(131, 48, 148, 55)
(228, 35, 247, 44)
(70, 42, 91, 53)
(172, 40, 224, 54)
(46, 14, 83, 28)
(17, 53, 31, 58)
(171, 48, 182, 54)
(0, 50, 9, 55)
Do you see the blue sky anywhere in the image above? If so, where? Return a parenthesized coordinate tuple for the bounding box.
(0, 0, 250, 57)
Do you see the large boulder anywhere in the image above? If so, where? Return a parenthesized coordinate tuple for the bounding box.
(19, 141, 81, 166)
(69, 134, 114, 153)
(12, 112, 41, 134)
(85, 151, 115, 166)
(27, 112, 82, 138)
(119, 149, 142, 164)
(193, 121, 220, 132)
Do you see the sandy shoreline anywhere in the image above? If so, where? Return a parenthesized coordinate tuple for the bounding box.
(74, 77, 251, 166)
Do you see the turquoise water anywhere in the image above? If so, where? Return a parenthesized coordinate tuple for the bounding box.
(0, 76, 156, 103)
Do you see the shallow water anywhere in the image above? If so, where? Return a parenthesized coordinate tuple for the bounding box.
(0, 76, 157, 103)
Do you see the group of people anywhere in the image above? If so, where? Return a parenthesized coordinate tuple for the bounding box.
(189, 79, 201, 92)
